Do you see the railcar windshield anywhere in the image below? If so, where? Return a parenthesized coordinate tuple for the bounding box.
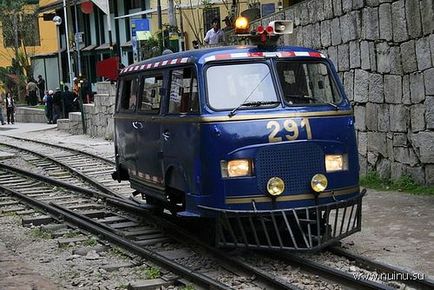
(206, 63, 278, 110)
(276, 60, 342, 105)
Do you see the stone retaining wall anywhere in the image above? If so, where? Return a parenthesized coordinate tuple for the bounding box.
(15, 107, 46, 123)
(257, 0, 434, 184)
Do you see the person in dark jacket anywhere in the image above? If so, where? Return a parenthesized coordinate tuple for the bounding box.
(44, 90, 54, 124)
(62, 86, 75, 118)
(37, 75, 46, 103)
(52, 88, 63, 124)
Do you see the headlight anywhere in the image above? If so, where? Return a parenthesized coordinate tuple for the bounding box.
(267, 177, 285, 196)
(311, 174, 328, 193)
(221, 159, 252, 177)
(325, 154, 347, 172)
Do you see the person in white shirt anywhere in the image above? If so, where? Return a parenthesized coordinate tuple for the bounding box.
(204, 18, 225, 46)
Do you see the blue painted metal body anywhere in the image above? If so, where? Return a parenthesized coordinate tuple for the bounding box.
(115, 45, 360, 219)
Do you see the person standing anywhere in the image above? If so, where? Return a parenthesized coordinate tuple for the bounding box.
(26, 78, 38, 106)
(52, 88, 63, 124)
(0, 93, 6, 125)
(62, 85, 75, 118)
(204, 18, 225, 46)
(5, 92, 15, 124)
(44, 90, 54, 124)
(37, 75, 46, 103)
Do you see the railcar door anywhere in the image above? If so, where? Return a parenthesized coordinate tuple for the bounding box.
(134, 72, 165, 189)
(114, 75, 140, 177)
(161, 67, 200, 194)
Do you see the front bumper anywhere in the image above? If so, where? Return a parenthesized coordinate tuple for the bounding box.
(199, 189, 366, 251)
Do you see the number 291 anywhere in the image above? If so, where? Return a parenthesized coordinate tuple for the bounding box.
(266, 118, 312, 143)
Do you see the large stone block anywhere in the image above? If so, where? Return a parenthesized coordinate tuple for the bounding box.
(409, 73, 425, 104)
(367, 131, 387, 156)
(410, 131, 434, 163)
(303, 25, 313, 48)
(362, 7, 379, 40)
(323, 0, 334, 19)
(344, 70, 355, 101)
(354, 69, 370, 103)
(387, 133, 394, 161)
(333, 0, 343, 16)
(400, 40, 417, 73)
(391, 162, 405, 181)
(391, 0, 408, 43)
(421, 0, 434, 35)
(349, 41, 361, 68)
(376, 42, 390, 73)
(369, 42, 377, 71)
(376, 158, 391, 179)
(367, 152, 379, 166)
(366, 102, 378, 130)
(415, 37, 432, 71)
(393, 133, 407, 147)
(360, 41, 371, 70)
(338, 43, 350, 71)
(368, 73, 383, 103)
(379, 3, 393, 41)
(342, 0, 352, 13)
(366, 0, 380, 6)
(430, 34, 434, 65)
(341, 12, 360, 43)
(328, 46, 338, 69)
(321, 20, 332, 47)
(389, 46, 402, 75)
(406, 166, 425, 184)
(402, 75, 411, 104)
(353, 0, 364, 10)
(389, 105, 409, 132)
(359, 155, 368, 175)
(354, 105, 366, 130)
(331, 17, 342, 45)
(426, 96, 434, 129)
(384, 75, 402, 104)
(424, 68, 434, 95)
(358, 131, 368, 155)
(311, 23, 322, 49)
(377, 104, 390, 132)
(410, 104, 425, 132)
(425, 165, 434, 185)
(405, 0, 422, 38)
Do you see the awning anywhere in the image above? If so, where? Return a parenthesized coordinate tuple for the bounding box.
(31, 51, 59, 58)
(95, 43, 111, 50)
(121, 40, 131, 48)
(82, 44, 97, 51)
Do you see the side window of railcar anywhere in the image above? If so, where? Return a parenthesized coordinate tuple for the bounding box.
(118, 77, 139, 112)
(139, 74, 163, 113)
(168, 68, 199, 114)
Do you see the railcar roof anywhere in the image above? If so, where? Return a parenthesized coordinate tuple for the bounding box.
(120, 45, 325, 76)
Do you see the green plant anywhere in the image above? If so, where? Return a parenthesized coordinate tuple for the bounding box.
(180, 285, 196, 290)
(84, 237, 98, 246)
(145, 267, 161, 279)
(30, 227, 51, 239)
(63, 231, 80, 238)
(360, 171, 434, 195)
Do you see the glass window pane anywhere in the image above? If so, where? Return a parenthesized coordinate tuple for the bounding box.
(139, 74, 163, 113)
(276, 61, 341, 105)
(206, 63, 277, 110)
(169, 68, 199, 114)
(118, 77, 138, 112)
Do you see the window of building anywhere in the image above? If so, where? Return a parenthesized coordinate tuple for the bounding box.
(139, 74, 163, 113)
(118, 77, 139, 112)
(1, 14, 40, 48)
(203, 7, 220, 33)
(169, 68, 199, 114)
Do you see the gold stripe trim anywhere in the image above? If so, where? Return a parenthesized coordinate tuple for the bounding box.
(113, 110, 353, 123)
(131, 176, 165, 190)
(225, 186, 359, 204)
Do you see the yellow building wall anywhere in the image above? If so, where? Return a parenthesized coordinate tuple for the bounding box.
(0, 0, 58, 68)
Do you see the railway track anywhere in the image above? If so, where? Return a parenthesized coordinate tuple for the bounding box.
(1, 136, 433, 289)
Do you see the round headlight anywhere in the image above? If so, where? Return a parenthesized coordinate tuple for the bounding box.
(311, 174, 328, 193)
(267, 177, 285, 196)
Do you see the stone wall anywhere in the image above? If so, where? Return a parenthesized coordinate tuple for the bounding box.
(257, 0, 434, 184)
(57, 82, 116, 140)
(15, 107, 46, 123)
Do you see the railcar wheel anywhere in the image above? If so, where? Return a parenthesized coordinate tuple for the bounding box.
(145, 196, 164, 215)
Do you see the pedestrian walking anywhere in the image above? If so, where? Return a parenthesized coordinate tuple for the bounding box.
(62, 86, 75, 118)
(204, 18, 225, 46)
(37, 75, 46, 103)
(5, 92, 15, 124)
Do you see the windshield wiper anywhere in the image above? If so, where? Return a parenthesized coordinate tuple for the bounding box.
(228, 101, 281, 117)
(229, 101, 280, 117)
(327, 102, 339, 110)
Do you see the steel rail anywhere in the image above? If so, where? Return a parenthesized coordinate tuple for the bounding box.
(0, 141, 121, 198)
(0, 182, 231, 290)
(4, 135, 114, 164)
(0, 163, 151, 212)
(329, 247, 434, 290)
(274, 252, 396, 290)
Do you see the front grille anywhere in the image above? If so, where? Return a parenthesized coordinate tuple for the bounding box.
(255, 142, 325, 195)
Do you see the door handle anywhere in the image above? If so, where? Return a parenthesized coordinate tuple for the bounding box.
(132, 121, 143, 129)
(162, 131, 170, 141)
